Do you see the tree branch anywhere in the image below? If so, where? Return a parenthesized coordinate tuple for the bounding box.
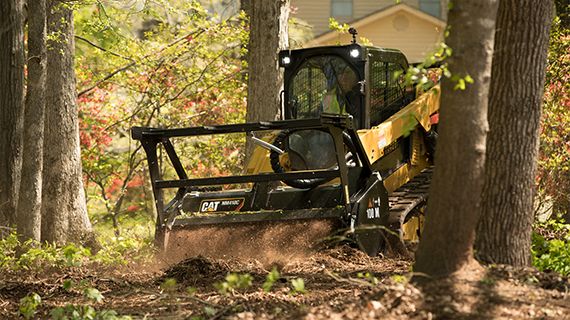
(77, 28, 206, 98)
(75, 35, 134, 61)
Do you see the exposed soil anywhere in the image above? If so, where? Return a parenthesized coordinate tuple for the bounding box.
(1, 245, 569, 319)
(162, 220, 336, 266)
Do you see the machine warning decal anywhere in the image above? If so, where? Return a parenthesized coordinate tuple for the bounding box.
(199, 198, 245, 213)
(366, 197, 382, 219)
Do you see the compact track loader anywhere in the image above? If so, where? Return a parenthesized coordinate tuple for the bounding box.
(133, 33, 440, 257)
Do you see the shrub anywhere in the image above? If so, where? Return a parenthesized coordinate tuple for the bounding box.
(532, 218, 570, 276)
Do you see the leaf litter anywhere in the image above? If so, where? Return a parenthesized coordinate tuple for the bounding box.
(0, 241, 569, 319)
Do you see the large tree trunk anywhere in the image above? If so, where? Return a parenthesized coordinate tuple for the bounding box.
(475, 0, 553, 266)
(0, 0, 25, 230)
(413, 1, 498, 279)
(245, 0, 289, 157)
(246, 0, 288, 122)
(42, 0, 92, 244)
(17, 0, 47, 242)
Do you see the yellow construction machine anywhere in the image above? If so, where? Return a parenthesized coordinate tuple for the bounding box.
(132, 31, 440, 257)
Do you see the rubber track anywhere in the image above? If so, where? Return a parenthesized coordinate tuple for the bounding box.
(387, 166, 434, 234)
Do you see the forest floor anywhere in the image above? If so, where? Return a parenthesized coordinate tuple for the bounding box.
(1, 244, 569, 319)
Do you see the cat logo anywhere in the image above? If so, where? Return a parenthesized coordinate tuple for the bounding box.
(200, 201, 220, 212)
(199, 198, 245, 213)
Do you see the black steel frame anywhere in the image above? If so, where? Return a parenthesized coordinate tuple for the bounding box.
(132, 114, 370, 247)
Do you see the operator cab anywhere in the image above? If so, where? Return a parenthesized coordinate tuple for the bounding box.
(279, 43, 415, 129)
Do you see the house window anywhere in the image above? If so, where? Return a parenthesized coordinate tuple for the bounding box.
(419, 0, 441, 18)
(331, 0, 353, 18)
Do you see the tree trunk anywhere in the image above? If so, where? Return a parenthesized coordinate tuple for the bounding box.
(42, 0, 93, 244)
(245, 0, 289, 156)
(475, 0, 553, 266)
(16, 0, 47, 242)
(0, 0, 25, 229)
(413, 1, 498, 279)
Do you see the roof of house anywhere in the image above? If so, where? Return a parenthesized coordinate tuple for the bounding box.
(310, 3, 446, 45)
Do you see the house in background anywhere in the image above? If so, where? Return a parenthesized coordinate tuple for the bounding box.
(291, 0, 448, 63)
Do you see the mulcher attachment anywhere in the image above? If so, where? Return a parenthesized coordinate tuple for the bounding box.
(132, 114, 392, 257)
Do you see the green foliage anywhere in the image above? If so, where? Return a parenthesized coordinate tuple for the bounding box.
(0, 231, 150, 271)
(84, 287, 105, 303)
(289, 278, 306, 295)
(160, 278, 178, 292)
(63, 279, 74, 291)
(19, 280, 123, 319)
(357, 272, 379, 285)
(532, 219, 570, 276)
(19, 293, 42, 320)
(93, 232, 154, 265)
(451, 74, 474, 91)
(50, 282, 131, 320)
(390, 274, 408, 284)
(400, 26, 475, 92)
(203, 306, 217, 317)
(50, 304, 131, 320)
(328, 17, 372, 45)
(214, 272, 253, 295)
(479, 277, 496, 286)
(186, 286, 197, 295)
(0, 232, 19, 268)
(16, 241, 91, 270)
(328, 17, 350, 33)
(537, 17, 570, 215)
(399, 41, 451, 90)
(262, 267, 281, 292)
(74, 0, 248, 237)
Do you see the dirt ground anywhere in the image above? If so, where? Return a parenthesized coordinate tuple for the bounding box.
(1, 245, 569, 319)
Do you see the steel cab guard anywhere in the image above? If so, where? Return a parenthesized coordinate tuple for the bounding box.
(279, 43, 415, 130)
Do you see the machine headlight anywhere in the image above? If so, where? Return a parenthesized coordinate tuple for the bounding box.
(281, 56, 291, 65)
(349, 48, 360, 58)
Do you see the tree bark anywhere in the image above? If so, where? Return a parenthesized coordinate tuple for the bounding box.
(413, 1, 498, 279)
(42, 0, 93, 244)
(16, 0, 47, 242)
(0, 0, 25, 229)
(475, 0, 553, 266)
(245, 0, 289, 156)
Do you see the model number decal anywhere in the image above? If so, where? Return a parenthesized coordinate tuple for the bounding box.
(199, 198, 245, 213)
(366, 207, 381, 219)
(366, 197, 382, 219)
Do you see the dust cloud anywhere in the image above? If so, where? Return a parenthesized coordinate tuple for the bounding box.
(156, 219, 337, 267)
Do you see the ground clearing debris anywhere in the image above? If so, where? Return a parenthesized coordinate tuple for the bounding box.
(0, 246, 568, 319)
(160, 220, 336, 266)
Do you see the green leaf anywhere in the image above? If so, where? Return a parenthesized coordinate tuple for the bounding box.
(50, 307, 66, 319)
(161, 278, 177, 292)
(262, 267, 281, 292)
(19, 293, 42, 320)
(63, 279, 74, 291)
(454, 78, 466, 90)
(204, 306, 217, 316)
(290, 278, 306, 294)
(84, 287, 104, 303)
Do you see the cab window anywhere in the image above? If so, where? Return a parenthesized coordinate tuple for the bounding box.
(288, 55, 360, 121)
